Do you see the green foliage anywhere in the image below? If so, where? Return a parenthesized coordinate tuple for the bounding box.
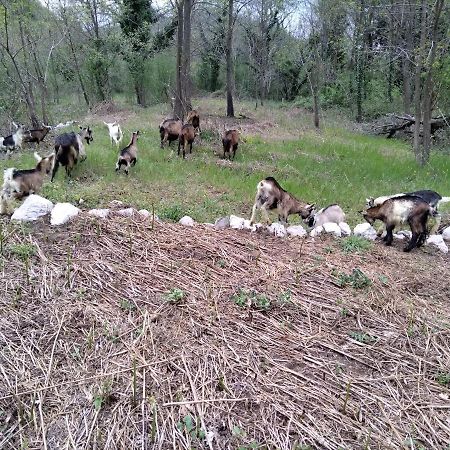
(159, 204, 185, 222)
(8, 243, 36, 261)
(340, 236, 373, 254)
(333, 268, 372, 289)
(176, 415, 206, 440)
(435, 372, 450, 387)
(166, 288, 185, 304)
(349, 331, 378, 344)
(231, 289, 271, 311)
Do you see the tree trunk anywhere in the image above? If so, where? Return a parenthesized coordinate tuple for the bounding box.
(413, 0, 427, 163)
(181, 0, 192, 114)
(420, 0, 444, 165)
(355, 0, 365, 123)
(401, 1, 414, 115)
(226, 0, 234, 117)
(173, 2, 184, 119)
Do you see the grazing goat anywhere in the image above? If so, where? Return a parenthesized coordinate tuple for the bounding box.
(178, 124, 196, 159)
(159, 119, 182, 148)
(366, 189, 449, 234)
(103, 121, 123, 147)
(306, 204, 345, 228)
(249, 177, 315, 225)
(51, 126, 92, 181)
(0, 152, 55, 214)
(116, 131, 139, 175)
(186, 110, 201, 133)
(222, 129, 239, 160)
(1, 124, 24, 153)
(23, 125, 52, 147)
(362, 195, 434, 252)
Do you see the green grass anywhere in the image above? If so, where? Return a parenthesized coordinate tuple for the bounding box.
(2, 98, 450, 225)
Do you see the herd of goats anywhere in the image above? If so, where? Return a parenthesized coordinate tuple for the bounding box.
(0, 109, 448, 253)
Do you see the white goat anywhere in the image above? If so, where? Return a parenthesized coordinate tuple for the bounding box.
(306, 204, 346, 228)
(104, 121, 123, 147)
(1, 124, 24, 155)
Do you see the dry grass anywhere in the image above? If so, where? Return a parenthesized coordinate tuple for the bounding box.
(1, 215, 450, 449)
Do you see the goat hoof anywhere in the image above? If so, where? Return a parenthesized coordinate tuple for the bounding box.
(403, 247, 412, 252)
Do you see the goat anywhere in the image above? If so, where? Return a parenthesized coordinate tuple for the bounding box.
(116, 131, 139, 175)
(103, 121, 123, 147)
(23, 125, 52, 147)
(0, 152, 55, 214)
(222, 129, 239, 160)
(186, 110, 201, 133)
(362, 195, 434, 252)
(366, 189, 449, 234)
(159, 119, 182, 148)
(178, 124, 196, 159)
(1, 124, 25, 154)
(306, 204, 345, 228)
(249, 177, 315, 225)
(51, 126, 92, 181)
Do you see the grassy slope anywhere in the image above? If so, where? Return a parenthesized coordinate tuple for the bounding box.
(2, 98, 450, 225)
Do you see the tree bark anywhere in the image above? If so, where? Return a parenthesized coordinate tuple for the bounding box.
(173, 2, 184, 119)
(226, 0, 235, 117)
(413, 0, 427, 163)
(181, 0, 192, 114)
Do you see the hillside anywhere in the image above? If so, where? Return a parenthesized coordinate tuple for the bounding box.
(0, 213, 449, 449)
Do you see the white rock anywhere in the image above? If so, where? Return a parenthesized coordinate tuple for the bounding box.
(310, 225, 324, 237)
(229, 215, 245, 229)
(393, 233, 405, 240)
(88, 208, 109, 219)
(426, 234, 448, 253)
(442, 226, 450, 242)
(179, 215, 195, 227)
(243, 219, 257, 231)
(11, 195, 53, 222)
(339, 222, 351, 236)
(50, 203, 80, 226)
(287, 225, 307, 237)
(203, 223, 215, 228)
(117, 208, 135, 217)
(109, 200, 124, 207)
(397, 230, 412, 239)
(268, 222, 287, 237)
(323, 222, 342, 237)
(138, 209, 150, 218)
(214, 216, 230, 229)
(353, 223, 377, 240)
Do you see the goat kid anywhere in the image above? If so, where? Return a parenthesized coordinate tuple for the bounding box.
(0, 152, 55, 214)
(186, 110, 201, 133)
(23, 125, 52, 147)
(178, 124, 197, 158)
(116, 131, 139, 175)
(362, 195, 434, 252)
(1, 124, 25, 154)
(366, 189, 449, 234)
(250, 177, 314, 225)
(159, 119, 182, 148)
(306, 204, 345, 228)
(52, 126, 92, 181)
(222, 129, 239, 160)
(104, 121, 123, 147)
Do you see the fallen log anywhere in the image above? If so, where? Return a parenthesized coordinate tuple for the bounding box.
(375, 114, 449, 139)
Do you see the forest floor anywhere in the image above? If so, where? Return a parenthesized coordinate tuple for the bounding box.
(0, 99, 450, 449)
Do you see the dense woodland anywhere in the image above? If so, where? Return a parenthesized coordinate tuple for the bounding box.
(0, 0, 448, 164)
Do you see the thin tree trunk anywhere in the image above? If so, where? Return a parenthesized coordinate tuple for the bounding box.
(173, 2, 184, 119)
(355, 0, 365, 123)
(413, 0, 427, 162)
(181, 0, 192, 115)
(421, 0, 444, 165)
(226, 0, 234, 117)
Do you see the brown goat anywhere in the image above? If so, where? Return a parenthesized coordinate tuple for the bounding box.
(222, 129, 239, 160)
(186, 110, 201, 133)
(250, 177, 315, 225)
(0, 152, 55, 214)
(23, 125, 52, 147)
(178, 124, 196, 159)
(159, 119, 182, 148)
(362, 195, 434, 252)
(116, 131, 139, 175)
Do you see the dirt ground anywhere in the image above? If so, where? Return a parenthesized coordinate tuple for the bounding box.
(0, 213, 449, 449)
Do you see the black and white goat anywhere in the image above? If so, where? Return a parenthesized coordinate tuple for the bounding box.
(116, 131, 139, 175)
(363, 195, 434, 252)
(104, 121, 123, 147)
(0, 152, 55, 214)
(366, 189, 449, 234)
(1, 124, 25, 155)
(51, 126, 92, 181)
